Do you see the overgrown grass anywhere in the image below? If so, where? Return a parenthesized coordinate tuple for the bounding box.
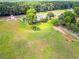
(0, 20, 79, 59)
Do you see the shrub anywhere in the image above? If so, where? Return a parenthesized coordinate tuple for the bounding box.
(70, 23, 79, 33)
(32, 25, 40, 31)
(65, 23, 70, 29)
(51, 19, 60, 26)
(47, 12, 54, 20)
(40, 18, 48, 23)
(47, 12, 54, 17)
(74, 7, 79, 15)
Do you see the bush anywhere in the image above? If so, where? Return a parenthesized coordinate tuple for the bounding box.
(65, 23, 70, 29)
(40, 18, 48, 23)
(70, 23, 79, 33)
(47, 12, 54, 17)
(47, 12, 54, 20)
(74, 7, 79, 15)
(32, 25, 40, 31)
(21, 17, 27, 22)
(51, 19, 60, 26)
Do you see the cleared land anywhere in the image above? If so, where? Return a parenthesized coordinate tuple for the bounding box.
(0, 10, 79, 59)
(0, 20, 79, 59)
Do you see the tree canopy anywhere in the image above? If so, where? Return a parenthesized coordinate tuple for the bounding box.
(26, 8, 37, 24)
(0, 1, 75, 16)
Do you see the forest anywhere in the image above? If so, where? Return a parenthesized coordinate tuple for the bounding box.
(0, 1, 75, 16)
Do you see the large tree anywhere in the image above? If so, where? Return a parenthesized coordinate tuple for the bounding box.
(26, 8, 37, 24)
(74, 7, 79, 15)
(59, 11, 76, 25)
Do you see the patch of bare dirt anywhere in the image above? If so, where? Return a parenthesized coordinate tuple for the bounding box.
(53, 26, 75, 42)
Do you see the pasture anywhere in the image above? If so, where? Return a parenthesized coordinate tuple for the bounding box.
(0, 18, 79, 59)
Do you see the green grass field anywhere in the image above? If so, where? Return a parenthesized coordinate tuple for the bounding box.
(0, 20, 79, 59)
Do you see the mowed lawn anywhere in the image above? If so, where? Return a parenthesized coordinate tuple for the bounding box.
(0, 20, 79, 59)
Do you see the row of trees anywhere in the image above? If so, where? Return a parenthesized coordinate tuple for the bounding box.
(0, 1, 76, 16)
(0, 2, 29, 16)
(57, 2, 79, 33)
(59, 11, 79, 33)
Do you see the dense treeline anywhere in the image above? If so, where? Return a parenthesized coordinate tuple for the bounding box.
(0, 1, 74, 16)
(60, 2, 79, 33)
(0, 2, 29, 16)
(58, 10, 79, 33)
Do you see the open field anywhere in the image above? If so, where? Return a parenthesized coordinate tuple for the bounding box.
(37, 9, 72, 16)
(0, 19, 79, 59)
(0, 1, 79, 59)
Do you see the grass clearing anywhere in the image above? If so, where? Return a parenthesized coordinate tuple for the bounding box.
(0, 19, 79, 59)
(37, 9, 67, 15)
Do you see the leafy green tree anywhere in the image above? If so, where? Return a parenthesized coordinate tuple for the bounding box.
(65, 16, 72, 24)
(74, 7, 79, 15)
(76, 20, 79, 27)
(52, 19, 60, 26)
(26, 8, 37, 24)
(59, 11, 76, 25)
(59, 11, 79, 32)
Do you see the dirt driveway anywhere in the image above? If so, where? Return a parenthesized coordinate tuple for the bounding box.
(53, 26, 78, 42)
